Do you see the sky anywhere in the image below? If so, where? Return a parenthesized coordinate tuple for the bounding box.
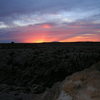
(0, 0, 100, 43)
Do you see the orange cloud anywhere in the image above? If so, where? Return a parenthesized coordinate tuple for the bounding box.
(41, 24, 52, 29)
(60, 34, 99, 42)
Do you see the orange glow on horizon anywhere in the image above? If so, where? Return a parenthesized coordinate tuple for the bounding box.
(35, 39, 45, 43)
(20, 34, 99, 43)
(24, 36, 59, 43)
(60, 35, 99, 42)
(15, 25, 100, 43)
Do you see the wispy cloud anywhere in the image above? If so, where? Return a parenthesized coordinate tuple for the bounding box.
(0, 0, 100, 42)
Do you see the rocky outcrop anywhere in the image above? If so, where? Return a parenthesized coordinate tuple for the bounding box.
(40, 62, 100, 100)
(56, 62, 100, 100)
(0, 62, 100, 100)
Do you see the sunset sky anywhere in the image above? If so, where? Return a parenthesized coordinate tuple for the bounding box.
(0, 0, 100, 43)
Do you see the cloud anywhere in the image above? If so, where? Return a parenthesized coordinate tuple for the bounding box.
(0, 22, 9, 29)
(0, 0, 100, 42)
(0, 0, 100, 16)
(0, 9, 99, 29)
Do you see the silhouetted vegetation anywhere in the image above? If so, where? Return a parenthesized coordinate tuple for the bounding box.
(0, 42, 100, 93)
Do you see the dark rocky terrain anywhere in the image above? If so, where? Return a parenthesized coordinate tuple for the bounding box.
(0, 42, 100, 100)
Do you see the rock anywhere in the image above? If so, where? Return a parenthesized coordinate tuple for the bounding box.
(57, 91, 72, 100)
(40, 62, 100, 100)
(58, 62, 100, 100)
(0, 62, 100, 100)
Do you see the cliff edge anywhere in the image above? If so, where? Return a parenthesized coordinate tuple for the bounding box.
(0, 62, 100, 100)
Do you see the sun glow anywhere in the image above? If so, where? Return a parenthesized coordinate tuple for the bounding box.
(35, 39, 45, 43)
